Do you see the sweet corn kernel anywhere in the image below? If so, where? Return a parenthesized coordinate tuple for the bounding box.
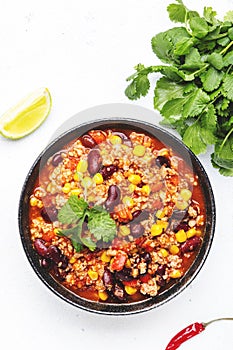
(37, 200, 43, 208)
(109, 135, 122, 145)
(128, 174, 141, 185)
(141, 185, 151, 196)
(128, 183, 136, 193)
(176, 200, 189, 210)
(156, 209, 166, 219)
(76, 159, 88, 173)
(169, 244, 180, 255)
(175, 229, 187, 243)
(54, 228, 60, 235)
(70, 188, 81, 196)
(180, 188, 192, 201)
(170, 269, 182, 279)
(100, 251, 111, 262)
(125, 259, 132, 268)
(122, 196, 134, 207)
(125, 285, 137, 295)
(93, 173, 104, 185)
(133, 145, 146, 157)
(73, 172, 80, 181)
(30, 197, 38, 206)
(151, 224, 163, 236)
(81, 176, 92, 188)
(186, 228, 197, 238)
(157, 220, 169, 230)
(69, 256, 77, 264)
(62, 183, 71, 194)
(98, 291, 108, 301)
(119, 225, 131, 236)
(159, 248, 169, 258)
(87, 269, 98, 280)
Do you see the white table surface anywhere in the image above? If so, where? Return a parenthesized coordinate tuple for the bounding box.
(0, 0, 233, 349)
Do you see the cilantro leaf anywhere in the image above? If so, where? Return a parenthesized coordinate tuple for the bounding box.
(182, 89, 210, 118)
(224, 11, 233, 23)
(189, 17, 209, 39)
(201, 67, 224, 92)
(57, 196, 117, 251)
(57, 196, 87, 224)
(212, 130, 233, 170)
(183, 122, 207, 154)
(222, 75, 233, 101)
(167, 2, 187, 23)
(136, 75, 150, 97)
(207, 53, 224, 70)
(154, 77, 186, 111)
(87, 205, 117, 243)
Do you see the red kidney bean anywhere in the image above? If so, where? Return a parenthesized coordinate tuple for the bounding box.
(87, 149, 102, 175)
(155, 155, 171, 168)
(130, 222, 145, 238)
(115, 268, 133, 282)
(41, 258, 52, 269)
(103, 269, 114, 289)
(46, 245, 62, 264)
(41, 207, 58, 223)
(174, 222, 189, 232)
(100, 164, 118, 180)
(157, 264, 166, 276)
(51, 152, 63, 167)
(53, 265, 65, 282)
(140, 252, 152, 263)
(59, 255, 69, 269)
(180, 236, 202, 254)
(80, 134, 97, 148)
(157, 276, 166, 287)
(132, 210, 150, 222)
(34, 238, 48, 257)
(105, 185, 121, 211)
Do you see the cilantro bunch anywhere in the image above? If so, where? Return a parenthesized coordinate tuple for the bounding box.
(57, 195, 116, 252)
(125, 0, 233, 176)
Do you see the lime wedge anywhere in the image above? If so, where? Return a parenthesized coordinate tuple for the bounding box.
(0, 87, 52, 139)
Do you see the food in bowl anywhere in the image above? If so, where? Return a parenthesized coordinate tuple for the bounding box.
(28, 123, 208, 304)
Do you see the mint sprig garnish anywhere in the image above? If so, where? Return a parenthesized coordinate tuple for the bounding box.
(57, 195, 117, 252)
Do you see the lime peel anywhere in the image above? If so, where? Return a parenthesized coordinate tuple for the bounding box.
(0, 87, 52, 140)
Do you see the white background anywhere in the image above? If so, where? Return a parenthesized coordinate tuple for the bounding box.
(0, 0, 233, 349)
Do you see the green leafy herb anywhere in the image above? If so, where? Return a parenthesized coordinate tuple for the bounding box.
(125, 0, 233, 176)
(57, 195, 117, 252)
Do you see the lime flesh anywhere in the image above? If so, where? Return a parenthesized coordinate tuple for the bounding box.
(0, 87, 52, 139)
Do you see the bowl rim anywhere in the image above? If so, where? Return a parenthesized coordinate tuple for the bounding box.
(18, 116, 216, 315)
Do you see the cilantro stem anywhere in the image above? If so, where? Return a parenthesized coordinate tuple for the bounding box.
(219, 126, 233, 152)
(220, 40, 233, 55)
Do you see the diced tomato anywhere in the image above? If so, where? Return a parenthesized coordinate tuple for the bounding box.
(123, 279, 139, 287)
(88, 130, 107, 144)
(110, 251, 127, 271)
(42, 231, 55, 242)
(139, 273, 150, 283)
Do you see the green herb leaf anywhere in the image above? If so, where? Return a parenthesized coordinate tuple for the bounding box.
(57, 195, 87, 224)
(57, 196, 116, 251)
(201, 67, 223, 92)
(87, 205, 117, 243)
(222, 74, 233, 100)
(167, 2, 187, 23)
(207, 52, 224, 70)
(136, 75, 150, 96)
(224, 11, 233, 23)
(189, 17, 209, 39)
(182, 89, 210, 118)
(154, 77, 186, 111)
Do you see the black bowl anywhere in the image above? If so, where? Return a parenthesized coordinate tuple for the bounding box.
(18, 112, 215, 315)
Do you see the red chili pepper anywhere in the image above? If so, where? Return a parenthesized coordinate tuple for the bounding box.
(165, 322, 205, 350)
(165, 318, 233, 350)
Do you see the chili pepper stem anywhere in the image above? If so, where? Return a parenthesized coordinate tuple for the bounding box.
(202, 317, 233, 328)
